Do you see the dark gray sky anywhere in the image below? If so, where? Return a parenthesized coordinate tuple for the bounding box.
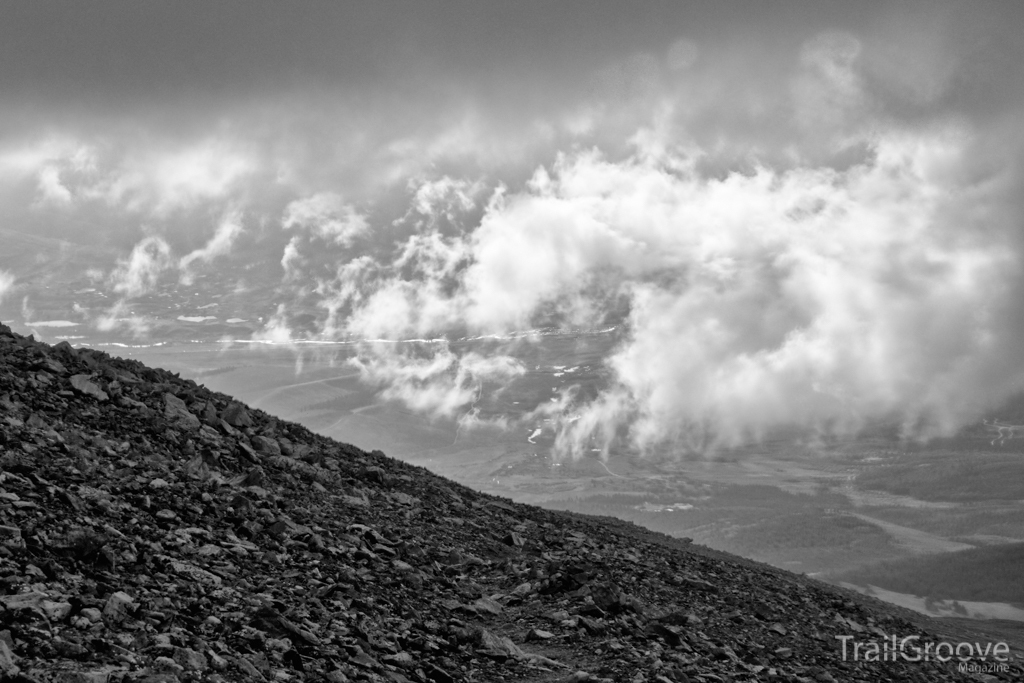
(4, 2, 1019, 117)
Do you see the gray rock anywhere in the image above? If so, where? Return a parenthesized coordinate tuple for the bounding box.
(0, 638, 18, 676)
(164, 393, 201, 432)
(102, 591, 135, 624)
(221, 402, 252, 427)
(472, 596, 503, 616)
(169, 560, 223, 587)
(70, 374, 108, 401)
(250, 435, 281, 455)
(172, 646, 208, 672)
(473, 626, 523, 660)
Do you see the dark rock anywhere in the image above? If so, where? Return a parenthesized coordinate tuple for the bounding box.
(163, 393, 200, 432)
(69, 375, 108, 402)
(220, 402, 252, 427)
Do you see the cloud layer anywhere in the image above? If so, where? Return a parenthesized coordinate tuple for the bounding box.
(298, 119, 1023, 456)
(2, 8, 1023, 459)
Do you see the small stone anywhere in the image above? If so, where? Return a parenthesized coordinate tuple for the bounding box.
(251, 435, 281, 455)
(233, 656, 266, 680)
(381, 652, 414, 668)
(153, 655, 185, 675)
(473, 596, 503, 616)
(197, 543, 224, 557)
(512, 582, 533, 597)
(502, 531, 525, 546)
(169, 560, 222, 587)
(423, 662, 454, 683)
(209, 652, 229, 671)
(102, 591, 135, 624)
(173, 646, 209, 672)
(65, 666, 130, 683)
(156, 509, 177, 521)
(41, 599, 73, 621)
(0, 638, 18, 676)
(474, 627, 523, 660)
(679, 576, 718, 593)
(544, 609, 570, 622)
(526, 628, 555, 641)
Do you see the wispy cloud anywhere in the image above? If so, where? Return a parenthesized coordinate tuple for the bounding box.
(0, 271, 14, 305)
(108, 236, 172, 298)
(86, 138, 255, 216)
(282, 193, 367, 246)
(349, 341, 524, 420)
(179, 210, 244, 282)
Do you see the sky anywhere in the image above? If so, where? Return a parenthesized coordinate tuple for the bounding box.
(2, 1, 1024, 456)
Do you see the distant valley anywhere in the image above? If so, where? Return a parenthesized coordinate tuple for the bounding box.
(85, 335, 1024, 626)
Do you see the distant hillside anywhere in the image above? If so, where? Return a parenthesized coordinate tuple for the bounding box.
(832, 543, 1024, 606)
(856, 454, 1024, 502)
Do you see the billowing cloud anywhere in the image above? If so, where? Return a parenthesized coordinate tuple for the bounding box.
(282, 193, 367, 246)
(1, 134, 254, 218)
(280, 236, 303, 280)
(108, 236, 172, 298)
(89, 138, 254, 215)
(275, 111, 1023, 456)
(35, 165, 73, 205)
(91, 236, 173, 336)
(3, 5, 1023, 462)
(349, 342, 525, 420)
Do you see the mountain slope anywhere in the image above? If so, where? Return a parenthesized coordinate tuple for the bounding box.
(0, 322, 1015, 682)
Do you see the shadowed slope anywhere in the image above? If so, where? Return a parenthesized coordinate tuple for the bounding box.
(0, 321, 1015, 682)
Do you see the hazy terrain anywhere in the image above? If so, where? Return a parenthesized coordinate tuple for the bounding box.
(100, 335, 1024, 624)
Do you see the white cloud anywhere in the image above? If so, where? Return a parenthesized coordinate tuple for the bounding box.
(35, 165, 73, 205)
(101, 139, 254, 215)
(252, 304, 295, 344)
(349, 341, 525, 420)
(0, 270, 14, 304)
(95, 300, 152, 337)
(409, 176, 483, 222)
(280, 236, 303, 280)
(108, 236, 172, 298)
(92, 236, 172, 336)
(179, 211, 245, 280)
(282, 192, 368, 246)
(295, 118, 1024, 456)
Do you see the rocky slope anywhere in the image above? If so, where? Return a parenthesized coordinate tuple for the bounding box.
(0, 322, 1018, 683)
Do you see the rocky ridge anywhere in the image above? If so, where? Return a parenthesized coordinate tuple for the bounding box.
(0, 322, 1018, 683)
